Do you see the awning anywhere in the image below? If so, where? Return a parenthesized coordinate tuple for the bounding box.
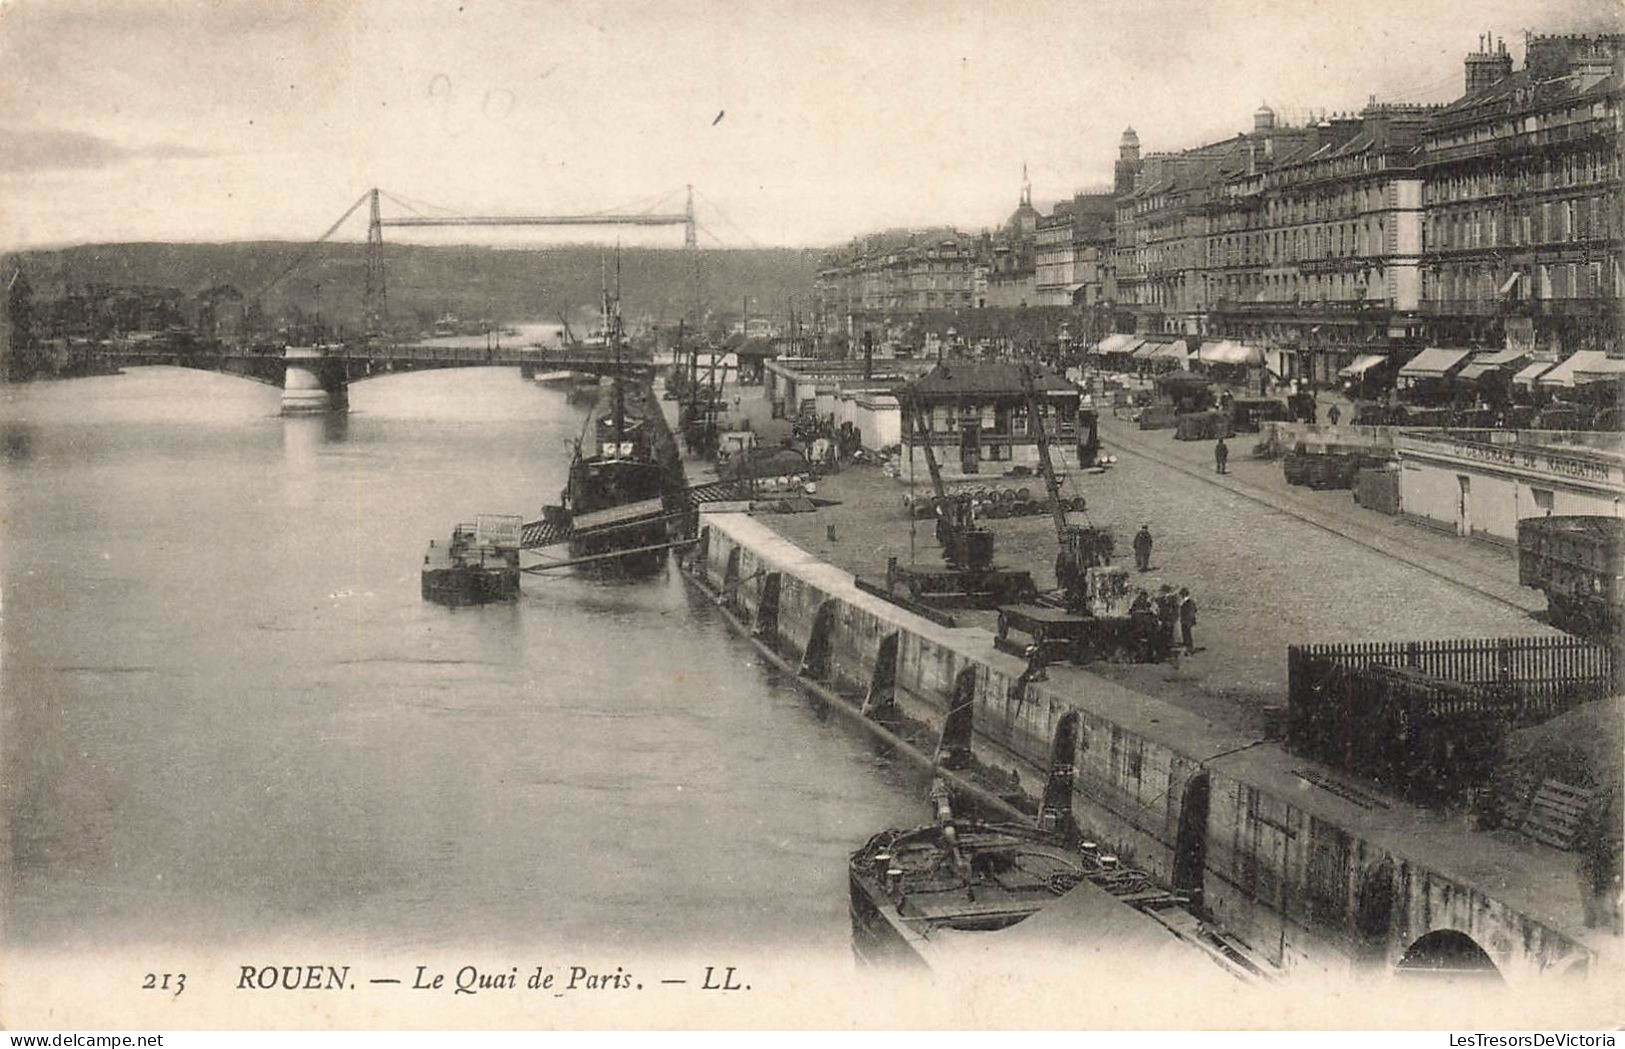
(1134, 339, 1173, 359)
(1537, 350, 1610, 388)
(1512, 360, 1555, 386)
(1338, 353, 1387, 378)
(1149, 341, 1190, 364)
(1398, 347, 1473, 378)
(1474, 347, 1531, 367)
(1499, 273, 1522, 296)
(1155, 371, 1214, 387)
(1092, 333, 1138, 355)
(1197, 340, 1263, 366)
(1458, 348, 1529, 381)
(1574, 356, 1625, 384)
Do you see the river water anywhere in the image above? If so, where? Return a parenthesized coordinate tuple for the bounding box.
(0, 361, 924, 961)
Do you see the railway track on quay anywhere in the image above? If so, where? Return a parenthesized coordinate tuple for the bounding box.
(1100, 425, 1543, 621)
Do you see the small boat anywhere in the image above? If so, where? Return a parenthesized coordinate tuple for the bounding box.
(421, 515, 522, 606)
(849, 709, 1272, 983)
(536, 370, 603, 389)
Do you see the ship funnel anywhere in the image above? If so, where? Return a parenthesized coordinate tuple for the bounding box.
(1037, 710, 1080, 840)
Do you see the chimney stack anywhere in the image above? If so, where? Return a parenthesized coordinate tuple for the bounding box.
(1465, 33, 1514, 94)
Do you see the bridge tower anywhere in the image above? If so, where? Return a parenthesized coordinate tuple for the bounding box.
(686, 184, 703, 326)
(684, 184, 696, 250)
(364, 188, 386, 339)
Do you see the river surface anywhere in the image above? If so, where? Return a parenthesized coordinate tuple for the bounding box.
(0, 363, 924, 958)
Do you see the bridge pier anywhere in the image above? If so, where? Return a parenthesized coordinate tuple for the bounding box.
(282, 347, 349, 415)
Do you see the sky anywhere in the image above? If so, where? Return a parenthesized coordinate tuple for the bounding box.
(0, 0, 1620, 251)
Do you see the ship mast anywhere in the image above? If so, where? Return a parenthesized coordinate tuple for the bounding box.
(610, 246, 626, 448)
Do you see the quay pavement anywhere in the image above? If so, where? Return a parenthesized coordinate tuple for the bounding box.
(660, 380, 1615, 976)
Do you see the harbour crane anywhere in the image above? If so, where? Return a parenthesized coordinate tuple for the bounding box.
(1019, 363, 1114, 610)
(879, 392, 1035, 609)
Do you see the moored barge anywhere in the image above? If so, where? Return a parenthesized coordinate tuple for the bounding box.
(848, 711, 1272, 983)
(421, 515, 522, 606)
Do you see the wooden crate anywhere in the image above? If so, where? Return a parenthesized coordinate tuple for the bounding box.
(1519, 779, 1595, 851)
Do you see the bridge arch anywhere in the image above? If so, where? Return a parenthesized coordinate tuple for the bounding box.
(96, 344, 650, 415)
(1394, 929, 1502, 980)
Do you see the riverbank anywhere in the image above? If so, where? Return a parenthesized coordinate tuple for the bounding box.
(685, 507, 1610, 998)
(728, 429, 1562, 738)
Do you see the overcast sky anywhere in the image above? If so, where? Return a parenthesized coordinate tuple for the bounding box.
(0, 0, 1618, 251)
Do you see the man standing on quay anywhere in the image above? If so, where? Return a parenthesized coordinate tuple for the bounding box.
(1155, 585, 1179, 660)
(1178, 587, 1198, 655)
(1214, 437, 1230, 475)
(1133, 524, 1153, 572)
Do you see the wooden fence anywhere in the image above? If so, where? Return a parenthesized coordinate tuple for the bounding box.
(1287, 637, 1615, 806)
(1290, 637, 1615, 703)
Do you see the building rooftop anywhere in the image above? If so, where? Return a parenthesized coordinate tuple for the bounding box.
(901, 361, 1076, 399)
(1429, 64, 1621, 134)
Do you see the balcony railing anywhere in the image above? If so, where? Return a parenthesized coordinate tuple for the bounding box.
(1423, 116, 1618, 167)
(1211, 298, 1391, 317)
(1418, 299, 1504, 316)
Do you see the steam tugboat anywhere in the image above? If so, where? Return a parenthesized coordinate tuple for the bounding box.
(548, 273, 673, 576)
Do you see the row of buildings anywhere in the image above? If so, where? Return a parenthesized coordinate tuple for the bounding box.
(813, 32, 1623, 385)
(1, 272, 264, 380)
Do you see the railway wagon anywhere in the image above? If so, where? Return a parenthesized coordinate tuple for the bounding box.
(1516, 515, 1624, 639)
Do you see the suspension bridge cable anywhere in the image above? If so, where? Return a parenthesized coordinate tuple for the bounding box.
(694, 188, 764, 249)
(619, 185, 689, 217)
(575, 187, 675, 219)
(694, 222, 730, 247)
(379, 192, 430, 219)
(378, 189, 467, 217)
(638, 187, 682, 215)
(1379, 67, 1464, 102)
(250, 189, 373, 304)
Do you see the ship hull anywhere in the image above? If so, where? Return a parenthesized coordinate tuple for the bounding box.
(421, 533, 521, 606)
(563, 451, 671, 577)
(848, 870, 932, 970)
(566, 518, 669, 576)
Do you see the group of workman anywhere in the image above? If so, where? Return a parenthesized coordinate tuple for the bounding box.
(1130, 524, 1197, 658)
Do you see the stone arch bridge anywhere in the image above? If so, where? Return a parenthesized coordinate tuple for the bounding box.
(92, 341, 655, 413)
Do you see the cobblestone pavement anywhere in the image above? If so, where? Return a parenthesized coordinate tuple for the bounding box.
(1096, 412, 1538, 610)
(747, 393, 1564, 734)
(673, 387, 1609, 959)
